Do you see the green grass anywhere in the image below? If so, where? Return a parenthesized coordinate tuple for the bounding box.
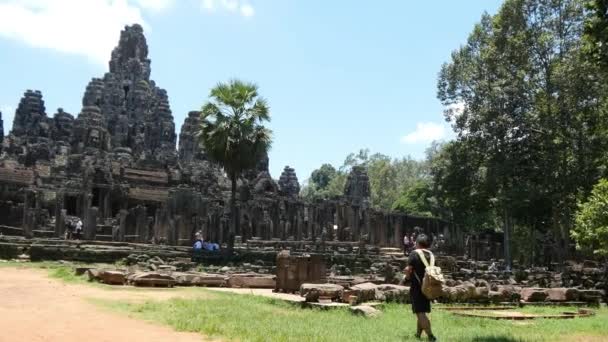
(3, 261, 607, 341)
(97, 292, 608, 342)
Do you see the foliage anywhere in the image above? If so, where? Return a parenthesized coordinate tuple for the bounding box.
(102, 291, 608, 342)
(199, 79, 273, 237)
(573, 178, 608, 256)
(391, 180, 434, 217)
(301, 149, 432, 213)
(436, 0, 608, 264)
(199, 79, 273, 183)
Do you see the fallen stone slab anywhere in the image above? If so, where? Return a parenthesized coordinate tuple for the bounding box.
(128, 272, 176, 287)
(300, 283, 344, 302)
(99, 270, 126, 285)
(375, 284, 410, 303)
(348, 282, 378, 303)
(227, 274, 276, 288)
(349, 305, 381, 318)
(173, 272, 227, 287)
(86, 268, 101, 282)
(546, 288, 580, 302)
(579, 289, 603, 303)
(520, 288, 548, 302)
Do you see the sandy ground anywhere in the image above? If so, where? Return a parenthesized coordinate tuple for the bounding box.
(0, 267, 208, 342)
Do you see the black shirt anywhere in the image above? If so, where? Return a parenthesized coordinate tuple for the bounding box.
(408, 249, 431, 288)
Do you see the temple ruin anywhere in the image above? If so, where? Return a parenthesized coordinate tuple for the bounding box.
(0, 24, 452, 250)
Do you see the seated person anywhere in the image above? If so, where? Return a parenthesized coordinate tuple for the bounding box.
(202, 239, 220, 251)
(193, 234, 204, 251)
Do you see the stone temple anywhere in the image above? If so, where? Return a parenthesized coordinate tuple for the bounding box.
(0, 24, 451, 250)
(1, 25, 606, 307)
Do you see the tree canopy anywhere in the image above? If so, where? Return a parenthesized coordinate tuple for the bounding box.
(199, 79, 273, 244)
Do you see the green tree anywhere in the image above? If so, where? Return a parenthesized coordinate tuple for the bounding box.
(573, 178, 608, 256)
(391, 180, 434, 217)
(310, 164, 337, 189)
(199, 79, 273, 244)
(436, 0, 608, 266)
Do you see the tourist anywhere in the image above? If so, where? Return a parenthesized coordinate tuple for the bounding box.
(404, 234, 437, 341)
(74, 219, 83, 240)
(403, 234, 412, 255)
(193, 233, 204, 252)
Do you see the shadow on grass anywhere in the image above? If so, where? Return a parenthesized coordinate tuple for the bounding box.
(471, 337, 523, 342)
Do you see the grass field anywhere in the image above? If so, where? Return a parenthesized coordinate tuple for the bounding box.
(3, 261, 608, 341)
(97, 291, 608, 342)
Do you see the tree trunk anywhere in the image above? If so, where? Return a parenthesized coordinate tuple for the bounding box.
(229, 174, 237, 253)
(503, 208, 512, 271)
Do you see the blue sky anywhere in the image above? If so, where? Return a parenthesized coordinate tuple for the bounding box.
(0, 0, 503, 182)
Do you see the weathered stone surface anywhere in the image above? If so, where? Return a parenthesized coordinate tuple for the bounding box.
(128, 272, 176, 287)
(99, 270, 126, 285)
(278, 166, 300, 198)
(375, 284, 410, 303)
(300, 283, 344, 302)
(520, 288, 549, 302)
(173, 272, 227, 287)
(343, 166, 370, 206)
(227, 273, 276, 288)
(349, 282, 378, 303)
(349, 305, 381, 317)
(86, 268, 101, 282)
(579, 289, 603, 303)
(546, 288, 580, 302)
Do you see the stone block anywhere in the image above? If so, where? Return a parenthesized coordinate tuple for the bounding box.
(520, 288, 548, 302)
(374, 284, 410, 303)
(99, 270, 126, 285)
(546, 288, 580, 302)
(300, 283, 344, 302)
(173, 272, 227, 287)
(128, 272, 176, 287)
(227, 274, 276, 288)
(349, 282, 378, 303)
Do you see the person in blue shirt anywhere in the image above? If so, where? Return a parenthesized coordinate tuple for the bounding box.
(193, 233, 203, 251)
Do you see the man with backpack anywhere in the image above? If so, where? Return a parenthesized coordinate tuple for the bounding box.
(405, 234, 442, 341)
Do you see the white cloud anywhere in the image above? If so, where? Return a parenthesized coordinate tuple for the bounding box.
(221, 0, 238, 11)
(201, 0, 215, 10)
(240, 3, 254, 17)
(1, 105, 15, 135)
(400, 122, 447, 144)
(200, 0, 255, 17)
(0, 0, 148, 65)
(134, 0, 175, 12)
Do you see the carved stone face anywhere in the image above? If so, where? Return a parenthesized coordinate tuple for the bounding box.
(89, 129, 100, 147)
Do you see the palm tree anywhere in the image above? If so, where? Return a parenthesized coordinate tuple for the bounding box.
(199, 79, 273, 245)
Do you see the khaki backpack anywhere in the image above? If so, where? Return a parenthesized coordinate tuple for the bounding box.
(413, 249, 445, 300)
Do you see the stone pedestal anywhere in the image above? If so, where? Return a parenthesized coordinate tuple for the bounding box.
(55, 209, 67, 237)
(118, 209, 128, 242)
(22, 209, 36, 239)
(84, 207, 98, 240)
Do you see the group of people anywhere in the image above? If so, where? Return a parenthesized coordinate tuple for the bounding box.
(192, 232, 220, 252)
(63, 218, 83, 240)
(403, 228, 438, 341)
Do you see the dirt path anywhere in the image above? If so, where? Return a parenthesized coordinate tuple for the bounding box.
(0, 267, 208, 342)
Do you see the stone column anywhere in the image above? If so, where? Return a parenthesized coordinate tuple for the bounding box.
(103, 190, 111, 219)
(55, 209, 67, 238)
(23, 209, 36, 239)
(135, 206, 147, 243)
(352, 206, 360, 241)
(296, 208, 303, 241)
(84, 207, 98, 240)
(118, 209, 128, 242)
